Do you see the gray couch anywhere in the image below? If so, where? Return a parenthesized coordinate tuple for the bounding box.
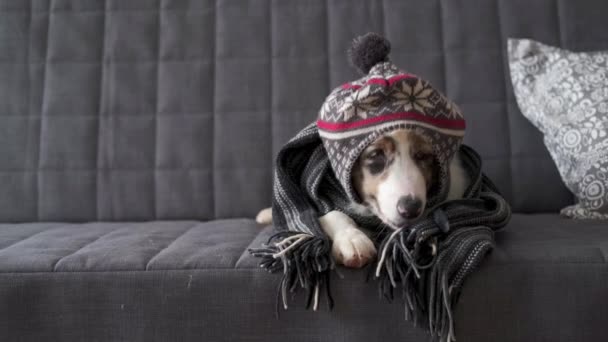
(1, 1, 608, 341)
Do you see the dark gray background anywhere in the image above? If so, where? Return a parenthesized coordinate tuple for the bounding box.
(4, 0, 605, 222)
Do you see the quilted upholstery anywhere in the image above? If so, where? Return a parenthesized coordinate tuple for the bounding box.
(7, 0, 608, 221)
(2, 215, 608, 341)
(3, 1, 608, 341)
(0, 219, 260, 272)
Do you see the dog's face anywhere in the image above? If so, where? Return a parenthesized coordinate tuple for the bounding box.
(352, 129, 439, 229)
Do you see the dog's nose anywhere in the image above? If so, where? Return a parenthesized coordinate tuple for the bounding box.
(397, 196, 422, 219)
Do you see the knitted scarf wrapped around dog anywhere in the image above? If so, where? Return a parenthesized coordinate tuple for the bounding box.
(250, 33, 511, 342)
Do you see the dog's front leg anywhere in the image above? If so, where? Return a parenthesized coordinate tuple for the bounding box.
(319, 211, 377, 268)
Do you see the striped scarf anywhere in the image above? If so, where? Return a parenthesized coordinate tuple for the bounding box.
(250, 123, 511, 342)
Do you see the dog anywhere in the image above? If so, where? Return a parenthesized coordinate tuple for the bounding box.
(256, 129, 469, 268)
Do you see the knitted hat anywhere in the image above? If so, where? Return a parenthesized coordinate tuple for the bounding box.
(317, 33, 466, 207)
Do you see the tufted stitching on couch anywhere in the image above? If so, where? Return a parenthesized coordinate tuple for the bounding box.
(153, 0, 160, 219)
(144, 221, 201, 270)
(0, 223, 65, 252)
(0, 220, 262, 272)
(211, 0, 217, 218)
(21, 1, 32, 220)
(0, 0, 583, 221)
(0, 8, 218, 13)
(35, 0, 51, 221)
(95, 0, 106, 218)
(51, 223, 136, 271)
(496, 0, 514, 204)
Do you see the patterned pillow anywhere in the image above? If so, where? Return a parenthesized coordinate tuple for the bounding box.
(508, 38, 608, 219)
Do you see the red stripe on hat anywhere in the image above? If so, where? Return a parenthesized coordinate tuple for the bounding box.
(341, 83, 361, 90)
(385, 74, 415, 85)
(340, 73, 415, 90)
(317, 111, 466, 131)
(366, 78, 389, 86)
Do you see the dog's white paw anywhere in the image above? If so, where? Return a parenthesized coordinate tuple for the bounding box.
(255, 207, 272, 225)
(332, 228, 377, 268)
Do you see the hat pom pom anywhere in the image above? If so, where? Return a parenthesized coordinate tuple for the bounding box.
(348, 33, 391, 75)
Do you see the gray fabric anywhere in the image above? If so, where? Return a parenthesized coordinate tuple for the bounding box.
(2, 1, 608, 341)
(8, 0, 608, 221)
(509, 39, 608, 219)
(0, 219, 260, 272)
(1, 215, 608, 341)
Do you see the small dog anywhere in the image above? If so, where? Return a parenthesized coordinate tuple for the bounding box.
(257, 129, 468, 268)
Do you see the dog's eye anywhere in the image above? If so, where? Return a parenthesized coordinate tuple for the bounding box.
(367, 149, 383, 160)
(414, 151, 432, 161)
(366, 149, 386, 174)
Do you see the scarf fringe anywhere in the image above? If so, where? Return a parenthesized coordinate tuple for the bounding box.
(374, 211, 497, 342)
(249, 231, 334, 313)
(251, 143, 511, 342)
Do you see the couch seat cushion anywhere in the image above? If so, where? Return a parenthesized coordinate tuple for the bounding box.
(2, 214, 607, 273)
(491, 213, 608, 263)
(0, 219, 261, 272)
(1, 215, 608, 342)
(242, 213, 608, 266)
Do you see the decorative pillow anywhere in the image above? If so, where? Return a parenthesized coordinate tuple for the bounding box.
(508, 38, 608, 219)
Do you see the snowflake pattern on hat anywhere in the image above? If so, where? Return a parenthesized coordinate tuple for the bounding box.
(317, 59, 466, 206)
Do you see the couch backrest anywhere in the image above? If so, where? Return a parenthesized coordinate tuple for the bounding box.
(2, 0, 607, 222)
